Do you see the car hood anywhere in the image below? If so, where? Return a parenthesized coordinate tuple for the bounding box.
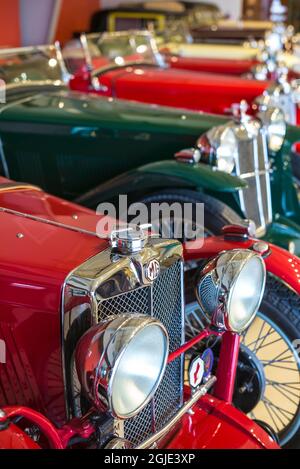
(0, 88, 227, 135)
(105, 66, 270, 114)
(0, 178, 109, 293)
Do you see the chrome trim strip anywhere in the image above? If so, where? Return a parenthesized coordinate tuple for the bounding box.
(135, 376, 216, 449)
(0, 206, 99, 238)
(0, 183, 42, 192)
(0, 44, 59, 55)
(239, 169, 271, 179)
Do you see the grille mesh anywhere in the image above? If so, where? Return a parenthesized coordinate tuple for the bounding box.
(199, 274, 218, 315)
(97, 261, 183, 446)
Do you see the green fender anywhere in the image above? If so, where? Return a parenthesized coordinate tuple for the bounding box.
(76, 160, 247, 209)
(286, 124, 300, 146)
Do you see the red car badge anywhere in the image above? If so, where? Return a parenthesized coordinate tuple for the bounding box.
(189, 356, 205, 389)
(145, 259, 160, 282)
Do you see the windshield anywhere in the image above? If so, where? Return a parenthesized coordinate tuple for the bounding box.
(155, 19, 193, 45)
(82, 31, 165, 71)
(0, 45, 69, 89)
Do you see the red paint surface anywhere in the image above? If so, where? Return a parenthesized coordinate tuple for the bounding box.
(0, 180, 109, 425)
(0, 396, 279, 449)
(0, 422, 40, 449)
(0, 0, 20, 47)
(70, 65, 269, 114)
(168, 55, 258, 76)
(2, 406, 63, 449)
(214, 332, 240, 403)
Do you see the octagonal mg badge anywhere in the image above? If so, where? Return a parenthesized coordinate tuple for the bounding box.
(144, 259, 160, 282)
(189, 356, 204, 389)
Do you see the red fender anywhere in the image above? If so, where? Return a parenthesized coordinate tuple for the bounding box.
(0, 423, 40, 449)
(1, 406, 63, 449)
(167, 393, 279, 449)
(183, 236, 300, 294)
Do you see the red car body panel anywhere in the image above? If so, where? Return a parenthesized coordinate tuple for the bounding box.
(70, 65, 270, 114)
(168, 394, 278, 449)
(167, 54, 300, 81)
(0, 179, 109, 425)
(0, 397, 279, 449)
(0, 423, 40, 449)
(184, 236, 300, 295)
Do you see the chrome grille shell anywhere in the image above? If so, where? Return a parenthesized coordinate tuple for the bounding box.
(235, 122, 272, 237)
(209, 117, 272, 237)
(63, 238, 184, 446)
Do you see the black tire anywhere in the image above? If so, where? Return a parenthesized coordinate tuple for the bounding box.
(139, 189, 243, 239)
(185, 275, 300, 448)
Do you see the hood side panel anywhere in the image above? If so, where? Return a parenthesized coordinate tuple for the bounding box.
(0, 186, 108, 424)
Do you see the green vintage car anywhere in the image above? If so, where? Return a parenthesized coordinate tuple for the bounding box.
(1, 44, 300, 252)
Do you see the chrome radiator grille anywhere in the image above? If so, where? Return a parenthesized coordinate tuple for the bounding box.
(236, 131, 272, 236)
(97, 260, 184, 446)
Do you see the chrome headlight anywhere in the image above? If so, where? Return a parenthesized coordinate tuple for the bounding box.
(258, 106, 286, 152)
(197, 126, 238, 174)
(215, 127, 238, 173)
(75, 314, 169, 419)
(196, 250, 266, 333)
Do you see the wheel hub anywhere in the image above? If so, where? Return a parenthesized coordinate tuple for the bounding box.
(234, 344, 266, 414)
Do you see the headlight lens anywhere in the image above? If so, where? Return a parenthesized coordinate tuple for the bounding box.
(110, 322, 168, 418)
(196, 250, 266, 333)
(227, 254, 266, 332)
(215, 127, 238, 174)
(75, 315, 169, 419)
(259, 107, 286, 152)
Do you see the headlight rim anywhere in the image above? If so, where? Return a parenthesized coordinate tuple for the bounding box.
(224, 253, 266, 332)
(107, 316, 169, 419)
(197, 123, 239, 175)
(75, 313, 169, 420)
(196, 249, 266, 334)
(257, 105, 287, 152)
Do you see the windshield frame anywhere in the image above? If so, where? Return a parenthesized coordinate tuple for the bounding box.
(80, 30, 167, 74)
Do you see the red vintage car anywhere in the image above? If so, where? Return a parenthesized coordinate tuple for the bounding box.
(162, 45, 300, 84)
(159, 22, 299, 80)
(0, 176, 299, 449)
(66, 31, 300, 127)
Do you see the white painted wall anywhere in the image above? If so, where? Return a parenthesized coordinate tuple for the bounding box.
(20, 0, 57, 45)
(101, 0, 243, 20)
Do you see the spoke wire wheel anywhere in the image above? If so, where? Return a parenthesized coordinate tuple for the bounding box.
(184, 300, 300, 447)
(241, 313, 300, 445)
